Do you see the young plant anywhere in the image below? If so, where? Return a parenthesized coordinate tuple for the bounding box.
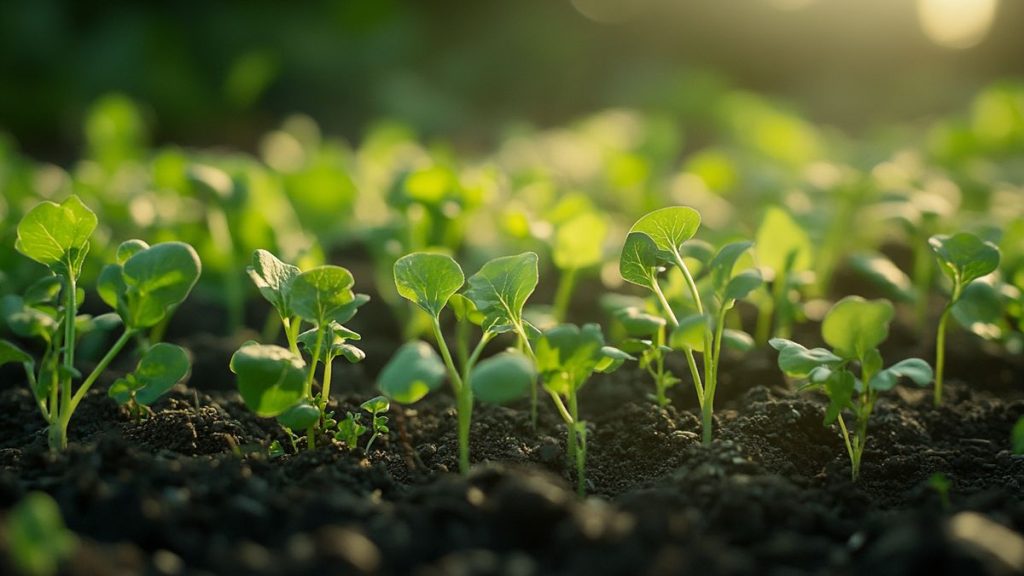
(550, 212, 608, 321)
(754, 206, 813, 344)
(611, 306, 675, 406)
(108, 342, 191, 420)
(2, 195, 201, 450)
(335, 411, 368, 452)
(620, 207, 759, 443)
(383, 251, 539, 474)
(239, 250, 368, 449)
(928, 232, 1000, 406)
(770, 296, 933, 480)
(361, 395, 390, 453)
(534, 323, 632, 496)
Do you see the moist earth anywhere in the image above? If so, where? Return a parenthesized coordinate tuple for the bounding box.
(0, 330, 1022, 576)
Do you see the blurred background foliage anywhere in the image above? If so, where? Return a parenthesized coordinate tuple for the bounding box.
(2, 0, 1023, 160)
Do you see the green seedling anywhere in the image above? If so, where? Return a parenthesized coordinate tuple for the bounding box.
(384, 251, 539, 473)
(611, 306, 675, 406)
(620, 207, 760, 443)
(550, 212, 608, 322)
(535, 323, 632, 496)
(928, 233, 1000, 406)
(771, 296, 933, 480)
(928, 472, 952, 510)
(2, 196, 201, 450)
(108, 342, 191, 419)
(335, 411, 368, 452)
(1012, 416, 1024, 455)
(6, 492, 77, 576)
(361, 395, 390, 453)
(241, 250, 368, 449)
(754, 206, 813, 343)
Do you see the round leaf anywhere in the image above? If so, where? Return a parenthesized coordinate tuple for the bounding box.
(628, 206, 701, 260)
(277, 400, 321, 430)
(472, 350, 536, 404)
(361, 395, 390, 414)
(121, 242, 202, 328)
(290, 265, 356, 324)
(929, 233, 1001, 289)
(394, 252, 464, 318)
(15, 195, 97, 270)
(230, 344, 307, 418)
(378, 341, 447, 404)
(132, 343, 191, 405)
(821, 296, 894, 360)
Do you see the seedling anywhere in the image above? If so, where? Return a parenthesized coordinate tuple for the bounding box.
(335, 411, 368, 452)
(361, 395, 390, 453)
(108, 342, 191, 420)
(383, 251, 539, 473)
(1, 196, 201, 450)
(239, 250, 368, 449)
(771, 296, 933, 480)
(6, 492, 77, 576)
(611, 306, 675, 406)
(928, 233, 1000, 405)
(928, 473, 952, 510)
(620, 207, 760, 443)
(550, 212, 608, 322)
(754, 206, 813, 343)
(535, 323, 632, 496)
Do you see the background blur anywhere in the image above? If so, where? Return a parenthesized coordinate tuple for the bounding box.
(2, 0, 1023, 159)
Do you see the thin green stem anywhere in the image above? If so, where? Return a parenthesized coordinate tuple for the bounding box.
(934, 304, 953, 407)
(512, 322, 539, 428)
(61, 269, 77, 423)
(431, 317, 463, 392)
(65, 330, 136, 420)
(702, 307, 728, 445)
(552, 267, 577, 322)
(650, 279, 680, 328)
(304, 327, 324, 399)
(456, 333, 492, 474)
(836, 413, 857, 481)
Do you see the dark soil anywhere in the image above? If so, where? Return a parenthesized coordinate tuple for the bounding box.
(0, 327, 1022, 576)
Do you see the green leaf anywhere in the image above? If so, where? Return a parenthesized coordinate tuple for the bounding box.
(0, 340, 33, 367)
(869, 358, 933, 391)
(465, 252, 538, 332)
(378, 341, 447, 404)
(755, 206, 812, 273)
(769, 338, 843, 377)
(472, 350, 536, 404)
(23, 277, 62, 306)
(670, 313, 709, 352)
(723, 269, 763, 301)
(929, 232, 1001, 290)
(7, 492, 76, 576)
(554, 212, 607, 270)
(361, 395, 390, 414)
(1013, 417, 1024, 455)
(394, 252, 464, 318)
(821, 296, 894, 360)
(449, 293, 484, 325)
(823, 370, 855, 425)
(722, 329, 755, 352)
(119, 242, 202, 328)
(110, 343, 191, 406)
(628, 206, 701, 260)
(614, 307, 666, 337)
(247, 249, 300, 318)
(336, 413, 367, 449)
(709, 241, 754, 292)
(848, 252, 915, 302)
(1, 295, 57, 340)
(230, 344, 307, 418)
(535, 323, 606, 396)
(619, 232, 661, 288)
(115, 239, 149, 265)
(952, 281, 1005, 340)
(15, 195, 97, 272)
(595, 346, 635, 373)
(277, 400, 320, 430)
(290, 265, 356, 325)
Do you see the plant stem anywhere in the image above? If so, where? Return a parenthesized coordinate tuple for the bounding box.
(836, 413, 857, 481)
(702, 307, 728, 445)
(552, 267, 577, 322)
(652, 278, 705, 406)
(512, 322, 539, 429)
(934, 304, 952, 407)
(457, 334, 491, 475)
(671, 250, 715, 410)
(431, 317, 470, 473)
(61, 269, 77, 425)
(282, 316, 302, 357)
(56, 328, 135, 450)
(304, 327, 324, 399)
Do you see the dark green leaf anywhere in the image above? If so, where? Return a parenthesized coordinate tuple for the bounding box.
(277, 400, 320, 430)
(378, 341, 447, 404)
(472, 350, 536, 404)
(230, 344, 307, 418)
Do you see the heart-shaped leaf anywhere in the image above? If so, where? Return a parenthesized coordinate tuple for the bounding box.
(15, 195, 97, 273)
(628, 206, 701, 260)
(290, 265, 356, 325)
(929, 233, 1001, 290)
(465, 252, 538, 332)
(361, 395, 390, 415)
(619, 232, 661, 288)
(394, 252, 465, 318)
